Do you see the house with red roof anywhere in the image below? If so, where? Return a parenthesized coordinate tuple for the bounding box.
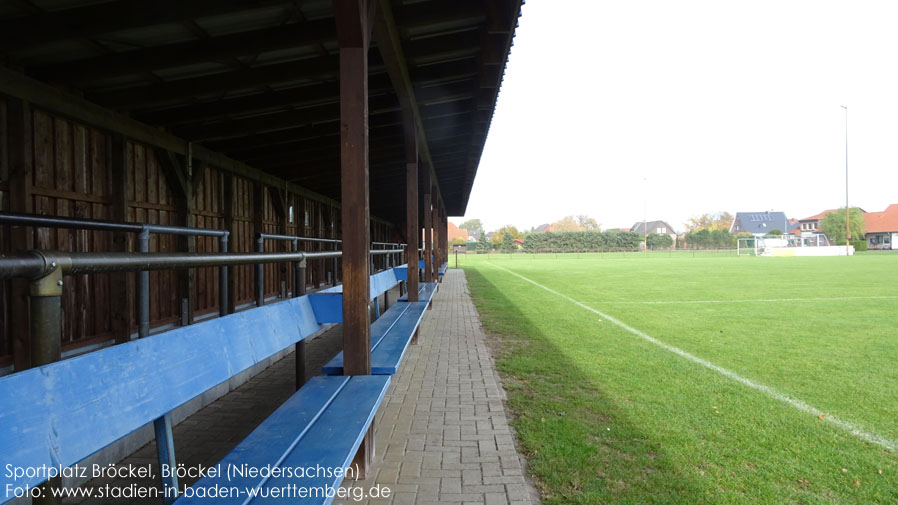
(864, 204, 898, 250)
(795, 209, 838, 234)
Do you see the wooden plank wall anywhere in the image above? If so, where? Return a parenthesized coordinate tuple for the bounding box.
(192, 166, 225, 317)
(0, 101, 398, 371)
(0, 100, 9, 366)
(30, 110, 114, 347)
(129, 142, 180, 330)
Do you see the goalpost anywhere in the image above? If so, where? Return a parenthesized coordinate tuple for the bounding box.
(738, 233, 841, 257)
(737, 237, 759, 256)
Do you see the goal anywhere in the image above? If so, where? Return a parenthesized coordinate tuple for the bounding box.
(737, 237, 759, 256)
(739, 233, 833, 257)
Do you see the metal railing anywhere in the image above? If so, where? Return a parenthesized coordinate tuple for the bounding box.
(256, 233, 342, 304)
(0, 212, 229, 339)
(372, 241, 406, 270)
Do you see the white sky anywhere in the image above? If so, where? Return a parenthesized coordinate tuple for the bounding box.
(457, 0, 898, 233)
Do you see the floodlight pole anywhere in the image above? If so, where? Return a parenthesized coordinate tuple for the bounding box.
(643, 177, 648, 253)
(841, 105, 849, 255)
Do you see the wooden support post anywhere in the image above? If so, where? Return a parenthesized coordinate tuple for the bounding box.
(253, 181, 265, 305)
(157, 149, 196, 325)
(109, 133, 134, 343)
(441, 207, 448, 266)
(431, 190, 439, 282)
(335, 0, 377, 478)
(270, 187, 290, 294)
(222, 173, 237, 313)
(404, 110, 419, 305)
(8, 98, 33, 370)
(423, 182, 433, 283)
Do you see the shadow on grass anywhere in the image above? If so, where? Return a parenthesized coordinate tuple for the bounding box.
(465, 267, 717, 505)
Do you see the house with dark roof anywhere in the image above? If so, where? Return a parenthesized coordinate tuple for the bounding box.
(729, 212, 798, 236)
(630, 220, 677, 243)
(864, 204, 898, 250)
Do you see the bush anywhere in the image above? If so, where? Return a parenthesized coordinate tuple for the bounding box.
(850, 240, 867, 251)
(522, 230, 642, 252)
(647, 233, 673, 249)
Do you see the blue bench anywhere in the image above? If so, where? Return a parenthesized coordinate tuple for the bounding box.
(438, 262, 449, 282)
(397, 280, 438, 304)
(321, 300, 428, 375)
(0, 296, 389, 505)
(392, 264, 439, 304)
(308, 268, 403, 322)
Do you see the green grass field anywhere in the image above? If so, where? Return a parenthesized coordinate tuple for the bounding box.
(458, 252, 898, 504)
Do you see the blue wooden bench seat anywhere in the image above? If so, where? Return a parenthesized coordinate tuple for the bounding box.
(398, 280, 438, 303)
(321, 301, 429, 375)
(438, 262, 449, 282)
(391, 264, 438, 302)
(309, 268, 402, 323)
(0, 295, 387, 505)
(176, 375, 388, 505)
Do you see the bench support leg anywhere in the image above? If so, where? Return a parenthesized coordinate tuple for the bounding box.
(351, 424, 375, 480)
(153, 413, 179, 504)
(295, 340, 307, 390)
(412, 327, 419, 345)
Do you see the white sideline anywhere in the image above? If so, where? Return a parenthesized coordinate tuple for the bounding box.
(588, 295, 898, 305)
(486, 262, 898, 452)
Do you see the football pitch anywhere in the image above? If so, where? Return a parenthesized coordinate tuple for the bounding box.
(458, 252, 898, 504)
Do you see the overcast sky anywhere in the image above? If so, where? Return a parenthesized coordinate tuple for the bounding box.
(456, 0, 898, 233)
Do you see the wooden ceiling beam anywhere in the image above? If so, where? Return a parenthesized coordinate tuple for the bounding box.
(32, 19, 334, 83)
(89, 53, 386, 111)
(0, 0, 287, 49)
(175, 94, 400, 142)
(404, 30, 481, 66)
(137, 74, 394, 126)
(409, 58, 478, 87)
(373, 0, 449, 205)
(395, 0, 484, 37)
(208, 123, 403, 155)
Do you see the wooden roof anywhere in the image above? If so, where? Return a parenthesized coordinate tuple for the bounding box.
(0, 0, 522, 223)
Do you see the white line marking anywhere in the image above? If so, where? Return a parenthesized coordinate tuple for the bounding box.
(487, 262, 898, 452)
(588, 296, 898, 305)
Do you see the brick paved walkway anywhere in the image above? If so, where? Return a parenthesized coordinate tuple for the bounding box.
(347, 269, 537, 505)
(69, 269, 537, 505)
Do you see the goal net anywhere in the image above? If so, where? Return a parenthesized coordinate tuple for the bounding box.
(739, 233, 832, 257)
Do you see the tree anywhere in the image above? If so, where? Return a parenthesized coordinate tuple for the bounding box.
(765, 229, 784, 237)
(501, 231, 515, 252)
(552, 216, 584, 232)
(646, 233, 673, 249)
(491, 225, 522, 246)
(451, 237, 466, 245)
(576, 215, 601, 230)
(821, 207, 865, 245)
(685, 212, 734, 232)
(477, 233, 491, 253)
(458, 218, 484, 237)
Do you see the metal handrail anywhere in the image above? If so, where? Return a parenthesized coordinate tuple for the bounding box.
(2, 248, 391, 372)
(0, 249, 404, 280)
(0, 212, 230, 338)
(0, 212, 229, 238)
(0, 250, 340, 279)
